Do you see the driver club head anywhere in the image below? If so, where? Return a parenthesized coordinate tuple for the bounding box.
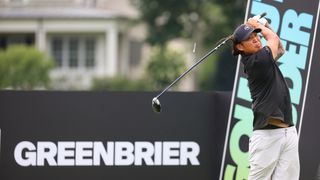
(152, 97, 161, 113)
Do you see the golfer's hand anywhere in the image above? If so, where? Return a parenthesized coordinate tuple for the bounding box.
(246, 18, 262, 29)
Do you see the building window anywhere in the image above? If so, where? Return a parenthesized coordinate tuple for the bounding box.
(0, 33, 35, 49)
(52, 37, 63, 67)
(69, 38, 79, 68)
(85, 38, 95, 68)
(50, 35, 96, 70)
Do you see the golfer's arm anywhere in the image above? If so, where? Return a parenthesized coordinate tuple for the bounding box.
(265, 23, 285, 61)
(258, 24, 280, 60)
(274, 41, 285, 61)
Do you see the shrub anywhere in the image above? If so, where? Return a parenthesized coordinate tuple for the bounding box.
(0, 45, 54, 90)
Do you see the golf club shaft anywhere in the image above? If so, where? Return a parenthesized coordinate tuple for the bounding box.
(155, 37, 230, 99)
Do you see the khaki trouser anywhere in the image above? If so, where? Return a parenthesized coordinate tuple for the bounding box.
(248, 126, 300, 180)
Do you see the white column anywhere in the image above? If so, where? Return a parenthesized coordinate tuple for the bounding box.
(105, 26, 118, 76)
(36, 19, 46, 51)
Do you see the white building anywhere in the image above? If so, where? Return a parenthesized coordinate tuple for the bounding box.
(0, 0, 147, 89)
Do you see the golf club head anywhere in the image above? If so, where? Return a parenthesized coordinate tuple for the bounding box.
(152, 97, 161, 113)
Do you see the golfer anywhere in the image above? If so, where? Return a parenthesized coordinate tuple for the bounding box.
(231, 17, 300, 179)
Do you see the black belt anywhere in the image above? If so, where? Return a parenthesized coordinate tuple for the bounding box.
(260, 124, 284, 130)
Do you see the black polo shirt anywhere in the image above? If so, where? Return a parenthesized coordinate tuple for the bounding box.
(241, 46, 293, 130)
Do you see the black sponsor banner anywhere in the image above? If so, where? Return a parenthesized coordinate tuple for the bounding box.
(299, 9, 320, 180)
(220, 0, 320, 179)
(0, 91, 231, 180)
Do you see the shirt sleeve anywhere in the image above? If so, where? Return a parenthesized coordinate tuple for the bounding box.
(246, 46, 275, 79)
(255, 46, 274, 63)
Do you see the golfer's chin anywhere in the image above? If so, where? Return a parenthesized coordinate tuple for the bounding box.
(255, 43, 262, 49)
(248, 47, 262, 55)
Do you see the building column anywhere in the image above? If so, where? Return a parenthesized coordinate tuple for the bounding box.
(105, 26, 118, 76)
(36, 19, 46, 51)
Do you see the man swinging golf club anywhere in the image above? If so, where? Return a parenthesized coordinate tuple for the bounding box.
(231, 16, 300, 179)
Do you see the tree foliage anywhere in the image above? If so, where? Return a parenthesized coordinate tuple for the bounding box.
(132, 0, 246, 91)
(146, 47, 186, 89)
(132, 0, 200, 46)
(0, 45, 54, 90)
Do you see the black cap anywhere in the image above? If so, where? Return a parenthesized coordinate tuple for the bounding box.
(233, 24, 261, 44)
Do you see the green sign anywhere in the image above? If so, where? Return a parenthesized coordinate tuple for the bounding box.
(220, 0, 320, 179)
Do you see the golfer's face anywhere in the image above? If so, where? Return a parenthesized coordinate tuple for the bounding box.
(241, 32, 262, 54)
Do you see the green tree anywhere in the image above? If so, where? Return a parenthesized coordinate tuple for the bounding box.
(132, 0, 218, 47)
(0, 45, 54, 90)
(198, 0, 247, 91)
(132, 0, 246, 91)
(146, 47, 186, 89)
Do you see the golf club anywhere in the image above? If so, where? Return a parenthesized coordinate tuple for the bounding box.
(152, 12, 267, 113)
(151, 37, 231, 113)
